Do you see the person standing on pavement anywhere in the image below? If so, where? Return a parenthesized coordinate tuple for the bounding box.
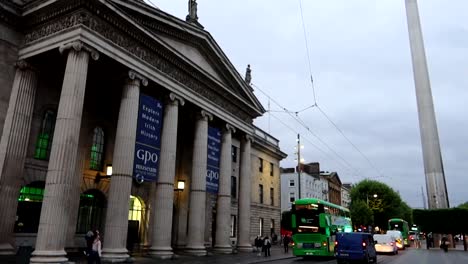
(282, 235, 291, 253)
(88, 230, 102, 264)
(263, 236, 271, 257)
(255, 236, 262, 256)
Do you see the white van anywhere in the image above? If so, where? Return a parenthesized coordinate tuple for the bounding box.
(386, 230, 404, 250)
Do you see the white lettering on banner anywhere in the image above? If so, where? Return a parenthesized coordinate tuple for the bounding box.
(140, 130, 159, 140)
(135, 164, 157, 172)
(206, 170, 219, 181)
(136, 149, 159, 165)
(207, 135, 221, 143)
(207, 154, 219, 162)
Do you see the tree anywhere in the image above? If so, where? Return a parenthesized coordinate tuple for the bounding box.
(458, 202, 468, 210)
(349, 179, 412, 229)
(350, 200, 373, 227)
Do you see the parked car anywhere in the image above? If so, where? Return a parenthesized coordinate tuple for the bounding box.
(373, 234, 398, 255)
(386, 230, 404, 250)
(335, 232, 377, 264)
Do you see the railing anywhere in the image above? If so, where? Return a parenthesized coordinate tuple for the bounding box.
(254, 127, 279, 147)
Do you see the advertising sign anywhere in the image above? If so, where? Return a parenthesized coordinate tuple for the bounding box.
(206, 126, 221, 194)
(133, 94, 163, 183)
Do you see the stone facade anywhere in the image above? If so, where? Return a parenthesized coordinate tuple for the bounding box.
(0, 0, 286, 262)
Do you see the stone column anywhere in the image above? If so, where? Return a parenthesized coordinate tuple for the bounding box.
(30, 41, 98, 263)
(185, 110, 212, 256)
(149, 93, 185, 259)
(0, 61, 37, 255)
(101, 70, 146, 263)
(237, 135, 253, 252)
(213, 124, 236, 253)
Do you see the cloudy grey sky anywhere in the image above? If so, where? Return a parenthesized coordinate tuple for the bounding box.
(148, 0, 468, 208)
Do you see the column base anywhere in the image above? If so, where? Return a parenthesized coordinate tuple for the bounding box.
(0, 243, 15, 255)
(101, 248, 130, 263)
(213, 245, 233, 254)
(148, 246, 174, 259)
(184, 246, 207, 256)
(29, 250, 68, 263)
(237, 244, 253, 252)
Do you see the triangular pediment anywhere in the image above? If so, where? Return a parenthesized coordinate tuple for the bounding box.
(157, 34, 225, 84)
(106, 0, 265, 118)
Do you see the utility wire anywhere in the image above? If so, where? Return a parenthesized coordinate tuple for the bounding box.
(299, 0, 317, 105)
(316, 105, 385, 178)
(252, 83, 363, 179)
(269, 112, 362, 181)
(296, 0, 385, 180)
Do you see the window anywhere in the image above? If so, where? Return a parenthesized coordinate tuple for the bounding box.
(34, 109, 56, 160)
(231, 145, 237, 163)
(15, 181, 45, 233)
(259, 218, 264, 236)
(289, 180, 295, 187)
(289, 192, 295, 203)
(270, 162, 274, 176)
(230, 215, 237, 237)
(259, 184, 264, 203)
(231, 176, 237, 198)
(270, 219, 275, 236)
(259, 158, 263, 172)
(90, 127, 105, 170)
(270, 187, 274, 206)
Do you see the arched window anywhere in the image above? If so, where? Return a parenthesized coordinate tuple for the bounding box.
(90, 127, 105, 170)
(34, 110, 56, 160)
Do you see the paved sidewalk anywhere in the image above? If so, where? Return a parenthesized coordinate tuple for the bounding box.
(1, 245, 297, 264)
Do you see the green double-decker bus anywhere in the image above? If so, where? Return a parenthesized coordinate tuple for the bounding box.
(388, 218, 410, 247)
(290, 198, 352, 257)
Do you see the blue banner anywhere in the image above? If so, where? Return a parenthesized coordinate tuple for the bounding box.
(206, 126, 221, 194)
(133, 94, 163, 183)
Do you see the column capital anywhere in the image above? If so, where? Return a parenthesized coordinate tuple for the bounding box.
(224, 124, 236, 134)
(199, 110, 213, 122)
(14, 60, 37, 72)
(128, 70, 148, 87)
(59, 40, 99, 60)
(169, 92, 185, 106)
(244, 134, 254, 143)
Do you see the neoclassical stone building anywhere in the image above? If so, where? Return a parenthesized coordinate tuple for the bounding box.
(0, 0, 286, 263)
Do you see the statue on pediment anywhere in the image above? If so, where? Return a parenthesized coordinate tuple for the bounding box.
(187, 0, 198, 22)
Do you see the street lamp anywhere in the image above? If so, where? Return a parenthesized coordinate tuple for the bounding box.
(367, 193, 378, 206)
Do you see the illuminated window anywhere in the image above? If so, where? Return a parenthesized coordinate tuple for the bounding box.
(15, 181, 45, 233)
(34, 109, 56, 160)
(129, 195, 144, 221)
(90, 127, 105, 170)
(259, 218, 264, 236)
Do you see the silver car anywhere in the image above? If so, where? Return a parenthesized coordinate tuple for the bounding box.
(373, 234, 398, 255)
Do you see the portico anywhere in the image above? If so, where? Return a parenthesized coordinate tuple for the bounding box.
(0, 0, 286, 263)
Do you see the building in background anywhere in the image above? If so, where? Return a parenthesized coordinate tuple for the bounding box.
(341, 184, 352, 208)
(0, 0, 286, 262)
(280, 163, 329, 212)
(321, 171, 342, 206)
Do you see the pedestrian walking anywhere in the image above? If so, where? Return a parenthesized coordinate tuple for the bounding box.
(88, 230, 102, 264)
(263, 236, 271, 257)
(254, 236, 262, 256)
(283, 235, 291, 253)
(84, 230, 94, 256)
(440, 236, 449, 253)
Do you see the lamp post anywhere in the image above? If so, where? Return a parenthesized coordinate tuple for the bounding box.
(367, 193, 378, 206)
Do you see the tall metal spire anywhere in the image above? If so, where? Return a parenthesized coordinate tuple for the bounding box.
(405, 0, 449, 209)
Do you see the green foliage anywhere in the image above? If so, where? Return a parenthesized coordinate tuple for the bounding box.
(458, 202, 468, 209)
(350, 200, 373, 226)
(413, 208, 468, 234)
(349, 179, 412, 229)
